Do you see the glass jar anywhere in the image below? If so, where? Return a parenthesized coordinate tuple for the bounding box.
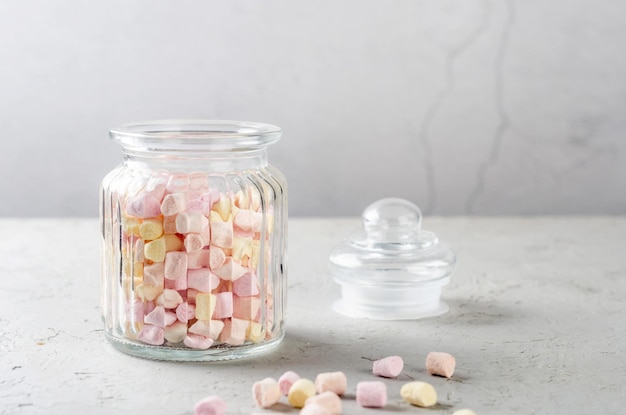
(99, 120, 287, 361)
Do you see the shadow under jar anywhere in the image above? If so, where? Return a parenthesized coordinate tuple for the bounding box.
(100, 120, 287, 361)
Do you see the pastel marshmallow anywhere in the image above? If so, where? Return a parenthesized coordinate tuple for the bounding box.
(400, 381, 437, 407)
(176, 212, 209, 234)
(315, 371, 347, 395)
(163, 215, 178, 234)
(164, 251, 188, 281)
(213, 258, 248, 281)
(135, 284, 161, 301)
(209, 212, 233, 248)
(184, 334, 214, 350)
(305, 391, 342, 415)
(232, 235, 253, 261)
(143, 263, 164, 288)
(164, 275, 187, 291)
(287, 378, 316, 409)
(139, 218, 164, 241)
(195, 293, 217, 320)
(246, 321, 265, 343)
(193, 396, 226, 415)
(251, 377, 281, 409)
(189, 319, 224, 340)
(373, 355, 404, 378)
(278, 371, 301, 396)
(234, 210, 262, 233)
(136, 324, 164, 346)
(426, 351, 456, 378)
(164, 321, 188, 343)
(232, 272, 260, 297)
(212, 292, 233, 319)
(209, 246, 226, 269)
(176, 302, 196, 324)
(189, 172, 209, 191)
(218, 318, 249, 346)
(453, 410, 477, 415)
(185, 233, 206, 253)
(126, 193, 162, 218)
(299, 405, 328, 415)
(211, 195, 232, 221)
(156, 289, 184, 309)
(187, 268, 220, 292)
(144, 305, 166, 327)
(134, 238, 145, 262)
(187, 249, 211, 269)
(160, 192, 187, 216)
(144, 237, 166, 262)
(356, 381, 387, 408)
(232, 295, 261, 320)
(163, 234, 184, 251)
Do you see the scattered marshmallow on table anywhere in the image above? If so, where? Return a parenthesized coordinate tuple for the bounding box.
(193, 395, 227, 415)
(252, 377, 281, 408)
(400, 381, 438, 407)
(278, 371, 301, 396)
(356, 381, 387, 408)
(372, 355, 404, 378)
(304, 391, 342, 415)
(288, 378, 317, 408)
(426, 351, 456, 378)
(314, 371, 347, 395)
(453, 409, 477, 415)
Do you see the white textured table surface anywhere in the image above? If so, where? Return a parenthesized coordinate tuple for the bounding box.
(1, 217, 625, 414)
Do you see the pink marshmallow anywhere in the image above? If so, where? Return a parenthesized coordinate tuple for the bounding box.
(189, 319, 224, 340)
(210, 217, 233, 248)
(126, 193, 162, 218)
(251, 378, 281, 409)
(164, 275, 187, 290)
(137, 324, 164, 346)
(187, 268, 221, 292)
(176, 302, 196, 324)
(187, 249, 211, 269)
(184, 334, 214, 350)
(232, 295, 261, 320)
(218, 318, 248, 346)
(143, 263, 164, 288)
(161, 192, 187, 216)
(193, 395, 226, 415)
(185, 233, 206, 253)
(213, 292, 233, 319)
(234, 210, 263, 233)
(127, 300, 143, 323)
(278, 371, 301, 396)
(176, 212, 209, 234)
(356, 381, 387, 408)
(305, 391, 342, 415)
(144, 305, 166, 327)
(232, 272, 260, 297)
(156, 289, 184, 309)
(315, 371, 347, 395)
(213, 258, 248, 281)
(426, 351, 456, 378)
(373, 355, 404, 378)
(209, 246, 226, 270)
(164, 251, 188, 280)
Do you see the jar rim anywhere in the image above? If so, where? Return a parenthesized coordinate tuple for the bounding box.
(110, 119, 282, 151)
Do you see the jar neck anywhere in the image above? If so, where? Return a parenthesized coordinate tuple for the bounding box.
(122, 147, 269, 172)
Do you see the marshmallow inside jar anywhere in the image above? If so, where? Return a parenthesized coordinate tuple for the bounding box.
(329, 198, 455, 320)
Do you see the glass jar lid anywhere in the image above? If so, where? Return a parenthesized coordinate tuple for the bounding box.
(329, 198, 456, 320)
(110, 119, 282, 152)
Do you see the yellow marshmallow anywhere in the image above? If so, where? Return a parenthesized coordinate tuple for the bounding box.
(144, 237, 166, 262)
(247, 321, 265, 343)
(122, 215, 141, 236)
(400, 381, 437, 407)
(232, 236, 252, 262)
(135, 283, 161, 301)
(288, 379, 316, 408)
(139, 218, 164, 240)
(164, 234, 184, 252)
(212, 195, 232, 221)
(195, 293, 217, 320)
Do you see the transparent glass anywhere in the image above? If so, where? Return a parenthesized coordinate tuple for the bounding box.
(100, 120, 287, 361)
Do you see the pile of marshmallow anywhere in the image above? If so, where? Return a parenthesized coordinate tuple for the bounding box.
(118, 172, 278, 349)
(193, 351, 477, 414)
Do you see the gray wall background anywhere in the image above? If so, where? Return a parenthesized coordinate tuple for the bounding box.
(1, 0, 624, 217)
